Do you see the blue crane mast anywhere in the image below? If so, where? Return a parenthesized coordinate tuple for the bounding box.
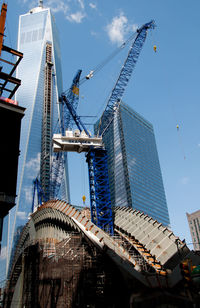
(59, 85, 114, 235)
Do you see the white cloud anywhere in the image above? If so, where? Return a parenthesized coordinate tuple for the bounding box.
(106, 13, 128, 45)
(106, 13, 138, 45)
(24, 187, 33, 203)
(24, 0, 69, 13)
(25, 153, 40, 174)
(67, 11, 86, 23)
(91, 30, 98, 36)
(77, 0, 84, 9)
(19, 0, 88, 24)
(132, 23, 138, 33)
(17, 211, 28, 220)
(89, 3, 97, 9)
(45, 0, 69, 14)
(0, 246, 7, 260)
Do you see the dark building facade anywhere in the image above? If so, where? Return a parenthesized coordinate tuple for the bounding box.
(0, 99, 25, 250)
(0, 99, 25, 289)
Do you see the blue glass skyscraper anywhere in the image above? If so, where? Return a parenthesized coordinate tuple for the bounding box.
(6, 2, 70, 272)
(95, 102, 170, 226)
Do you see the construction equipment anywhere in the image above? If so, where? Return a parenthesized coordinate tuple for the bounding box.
(54, 87, 114, 234)
(49, 70, 82, 200)
(32, 178, 47, 212)
(34, 20, 155, 234)
(32, 70, 82, 206)
(97, 20, 155, 136)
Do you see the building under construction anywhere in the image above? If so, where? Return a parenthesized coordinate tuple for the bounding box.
(1, 2, 200, 307)
(3, 200, 200, 307)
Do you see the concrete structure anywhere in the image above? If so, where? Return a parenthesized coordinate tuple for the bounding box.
(95, 102, 170, 226)
(187, 210, 200, 250)
(6, 1, 70, 274)
(3, 200, 200, 307)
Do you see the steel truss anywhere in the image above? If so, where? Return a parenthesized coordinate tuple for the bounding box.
(98, 20, 155, 136)
(87, 148, 114, 235)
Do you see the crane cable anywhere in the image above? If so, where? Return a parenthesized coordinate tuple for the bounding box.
(78, 31, 138, 86)
(62, 32, 137, 97)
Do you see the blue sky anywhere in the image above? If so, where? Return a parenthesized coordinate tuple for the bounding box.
(6, 0, 200, 247)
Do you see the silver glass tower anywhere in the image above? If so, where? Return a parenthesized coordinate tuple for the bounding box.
(95, 102, 170, 226)
(6, 2, 70, 271)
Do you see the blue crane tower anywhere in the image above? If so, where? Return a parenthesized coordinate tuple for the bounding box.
(35, 20, 155, 235)
(58, 90, 114, 234)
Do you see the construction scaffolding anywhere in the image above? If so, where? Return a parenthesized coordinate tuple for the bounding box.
(40, 42, 53, 199)
(4, 233, 131, 308)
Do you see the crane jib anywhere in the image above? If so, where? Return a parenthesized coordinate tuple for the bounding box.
(98, 20, 155, 136)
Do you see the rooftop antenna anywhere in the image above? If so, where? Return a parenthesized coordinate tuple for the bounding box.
(39, 0, 43, 7)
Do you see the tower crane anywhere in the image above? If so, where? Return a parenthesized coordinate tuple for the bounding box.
(54, 82, 114, 234)
(34, 20, 155, 235)
(52, 20, 155, 235)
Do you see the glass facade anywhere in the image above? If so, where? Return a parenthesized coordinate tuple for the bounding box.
(95, 102, 170, 226)
(4, 5, 70, 275)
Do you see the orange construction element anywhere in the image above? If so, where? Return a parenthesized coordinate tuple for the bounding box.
(0, 3, 7, 56)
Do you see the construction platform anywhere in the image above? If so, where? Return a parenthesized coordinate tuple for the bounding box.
(53, 130, 103, 153)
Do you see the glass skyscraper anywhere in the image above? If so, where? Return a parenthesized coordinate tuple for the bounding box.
(95, 102, 170, 226)
(4, 2, 70, 274)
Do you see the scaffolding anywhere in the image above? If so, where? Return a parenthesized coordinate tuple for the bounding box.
(0, 45, 23, 98)
(40, 42, 53, 199)
(4, 231, 132, 308)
